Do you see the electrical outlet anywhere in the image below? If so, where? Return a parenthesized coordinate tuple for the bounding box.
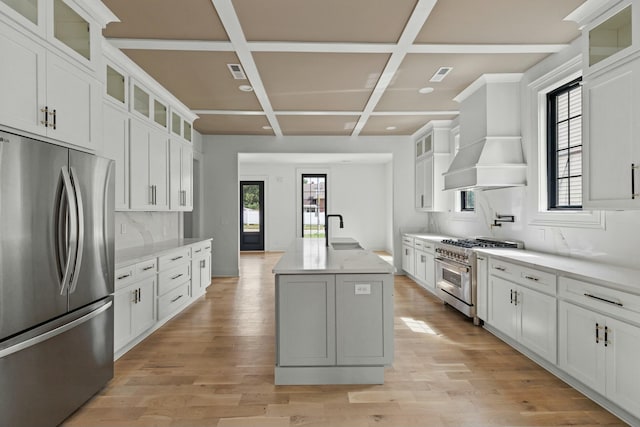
(355, 284, 371, 295)
(120, 223, 126, 234)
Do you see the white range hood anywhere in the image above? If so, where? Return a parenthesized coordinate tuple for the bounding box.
(443, 74, 527, 191)
(443, 136, 527, 191)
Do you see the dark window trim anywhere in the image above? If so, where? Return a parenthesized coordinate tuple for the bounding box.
(301, 173, 327, 238)
(460, 191, 474, 212)
(547, 77, 583, 210)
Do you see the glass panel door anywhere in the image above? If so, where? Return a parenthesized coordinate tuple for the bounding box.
(54, 0, 90, 60)
(301, 174, 326, 238)
(1, 0, 38, 24)
(240, 181, 264, 251)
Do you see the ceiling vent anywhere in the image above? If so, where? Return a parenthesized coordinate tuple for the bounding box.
(227, 63, 247, 80)
(430, 67, 452, 83)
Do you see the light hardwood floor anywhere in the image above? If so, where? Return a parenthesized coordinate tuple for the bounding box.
(64, 252, 628, 427)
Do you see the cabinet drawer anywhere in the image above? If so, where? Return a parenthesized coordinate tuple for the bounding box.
(135, 258, 157, 278)
(559, 276, 640, 325)
(421, 240, 435, 254)
(115, 265, 136, 289)
(158, 263, 191, 296)
(489, 258, 556, 295)
(191, 240, 212, 256)
(402, 235, 414, 246)
(414, 239, 425, 250)
(158, 247, 191, 270)
(158, 282, 190, 320)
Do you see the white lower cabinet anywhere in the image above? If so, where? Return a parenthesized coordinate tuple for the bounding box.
(191, 241, 212, 298)
(401, 244, 414, 276)
(156, 248, 191, 321)
(114, 276, 155, 351)
(488, 275, 557, 363)
(559, 300, 640, 417)
(277, 273, 393, 368)
(476, 255, 488, 320)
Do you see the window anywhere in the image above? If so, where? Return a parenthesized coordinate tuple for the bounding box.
(547, 77, 582, 210)
(460, 191, 475, 211)
(301, 174, 326, 238)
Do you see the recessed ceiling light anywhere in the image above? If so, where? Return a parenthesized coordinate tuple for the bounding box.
(386, 126, 397, 131)
(238, 85, 253, 92)
(262, 125, 272, 130)
(418, 87, 434, 94)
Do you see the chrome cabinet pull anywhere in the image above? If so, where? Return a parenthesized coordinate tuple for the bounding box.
(494, 266, 506, 271)
(477, 256, 485, 261)
(117, 273, 131, 280)
(171, 273, 183, 280)
(171, 256, 183, 261)
(133, 288, 138, 304)
(194, 249, 202, 253)
(584, 293, 623, 307)
(200, 260, 205, 268)
(524, 275, 539, 282)
(514, 291, 518, 306)
(604, 326, 609, 347)
(510, 289, 514, 304)
(149, 185, 154, 204)
(142, 265, 154, 271)
(138, 288, 141, 302)
(171, 294, 183, 303)
(596, 322, 601, 344)
(51, 109, 57, 130)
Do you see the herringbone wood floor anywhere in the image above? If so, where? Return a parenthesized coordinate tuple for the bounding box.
(63, 252, 627, 426)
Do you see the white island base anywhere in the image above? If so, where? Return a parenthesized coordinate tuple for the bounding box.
(273, 239, 395, 385)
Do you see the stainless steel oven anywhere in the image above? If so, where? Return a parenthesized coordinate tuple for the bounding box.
(435, 238, 523, 325)
(435, 255, 476, 322)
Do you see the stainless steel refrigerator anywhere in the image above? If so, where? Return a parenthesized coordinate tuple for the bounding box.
(0, 130, 115, 427)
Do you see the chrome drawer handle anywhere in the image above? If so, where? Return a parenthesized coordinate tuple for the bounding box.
(524, 275, 539, 282)
(584, 293, 623, 307)
(171, 273, 183, 280)
(194, 249, 202, 253)
(171, 294, 183, 303)
(142, 265, 154, 271)
(494, 266, 506, 272)
(171, 256, 184, 261)
(117, 273, 131, 280)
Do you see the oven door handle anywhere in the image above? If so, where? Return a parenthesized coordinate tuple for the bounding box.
(435, 257, 470, 273)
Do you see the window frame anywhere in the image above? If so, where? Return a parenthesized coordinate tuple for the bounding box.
(460, 191, 475, 212)
(546, 76, 583, 211)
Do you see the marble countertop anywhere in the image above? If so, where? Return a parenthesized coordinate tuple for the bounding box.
(115, 237, 212, 268)
(476, 247, 640, 294)
(273, 238, 395, 274)
(403, 233, 454, 243)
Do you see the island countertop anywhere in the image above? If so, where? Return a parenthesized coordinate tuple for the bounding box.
(273, 238, 395, 274)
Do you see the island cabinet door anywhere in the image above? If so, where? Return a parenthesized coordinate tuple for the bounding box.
(277, 275, 336, 366)
(336, 274, 394, 366)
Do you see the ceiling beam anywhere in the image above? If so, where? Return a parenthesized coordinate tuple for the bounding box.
(107, 38, 567, 55)
(351, 0, 438, 137)
(193, 109, 459, 117)
(210, 0, 282, 136)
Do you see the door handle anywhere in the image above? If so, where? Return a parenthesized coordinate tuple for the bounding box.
(41, 106, 49, 127)
(51, 109, 57, 130)
(510, 289, 513, 304)
(632, 164, 639, 199)
(58, 167, 78, 295)
(68, 167, 84, 294)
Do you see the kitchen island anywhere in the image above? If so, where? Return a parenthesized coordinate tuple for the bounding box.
(272, 238, 395, 385)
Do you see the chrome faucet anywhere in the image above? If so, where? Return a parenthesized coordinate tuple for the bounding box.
(326, 214, 344, 247)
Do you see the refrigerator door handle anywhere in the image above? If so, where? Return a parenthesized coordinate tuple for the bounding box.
(0, 301, 112, 359)
(59, 168, 78, 295)
(68, 167, 84, 294)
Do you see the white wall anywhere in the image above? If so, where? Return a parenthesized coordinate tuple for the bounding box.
(240, 162, 391, 251)
(202, 135, 426, 276)
(428, 39, 640, 269)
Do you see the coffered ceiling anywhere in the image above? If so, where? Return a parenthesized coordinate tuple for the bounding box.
(102, 0, 585, 136)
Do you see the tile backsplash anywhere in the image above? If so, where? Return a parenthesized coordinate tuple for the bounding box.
(115, 212, 182, 250)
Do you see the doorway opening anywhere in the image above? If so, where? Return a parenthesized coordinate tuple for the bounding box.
(301, 174, 326, 238)
(240, 181, 265, 251)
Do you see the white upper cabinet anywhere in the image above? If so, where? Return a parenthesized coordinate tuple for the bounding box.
(578, 0, 640, 209)
(130, 118, 169, 211)
(0, 0, 115, 150)
(414, 121, 452, 212)
(102, 102, 129, 210)
(169, 138, 193, 211)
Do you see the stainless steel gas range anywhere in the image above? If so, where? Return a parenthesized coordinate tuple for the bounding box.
(435, 237, 523, 325)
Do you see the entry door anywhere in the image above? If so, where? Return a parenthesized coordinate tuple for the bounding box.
(240, 181, 265, 251)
